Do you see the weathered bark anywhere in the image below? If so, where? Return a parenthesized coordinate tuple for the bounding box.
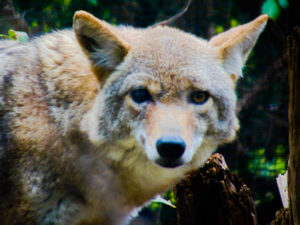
(174, 153, 256, 225)
(272, 208, 290, 225)
(288, 27, 300, 225)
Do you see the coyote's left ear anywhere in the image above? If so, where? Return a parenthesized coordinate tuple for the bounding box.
(209, 15, 268, 79)
(73, 11, 130, 80)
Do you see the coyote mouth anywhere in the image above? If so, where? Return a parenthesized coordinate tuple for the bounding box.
(155, 158, 184, 168)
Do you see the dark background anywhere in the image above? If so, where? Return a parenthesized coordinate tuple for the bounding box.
(1, 0, 299, 224)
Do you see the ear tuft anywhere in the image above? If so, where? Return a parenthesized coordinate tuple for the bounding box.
(73, 11, 130, 73)
(209, 15, 268, 79)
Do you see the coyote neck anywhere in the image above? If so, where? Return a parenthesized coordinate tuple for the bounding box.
(113, 157, 186, 207)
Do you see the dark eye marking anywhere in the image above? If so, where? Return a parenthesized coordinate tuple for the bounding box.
(189, 90, 209, 105)
(130, 88, 152, 104)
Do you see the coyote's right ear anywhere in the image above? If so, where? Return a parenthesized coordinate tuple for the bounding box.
(73, 11, 130, 80)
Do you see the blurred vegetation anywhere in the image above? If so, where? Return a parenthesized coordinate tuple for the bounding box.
(1, 0, 298, 224)
(0, 29, 29, 41)
(262, 0, 289, 20)
(247, 145, 287, 177)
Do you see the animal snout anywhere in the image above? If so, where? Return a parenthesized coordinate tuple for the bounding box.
(155, 136, 185, 168)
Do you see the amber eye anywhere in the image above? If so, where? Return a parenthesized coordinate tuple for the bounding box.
(189, 91, 209, 105)
(130, 88, 152, 104)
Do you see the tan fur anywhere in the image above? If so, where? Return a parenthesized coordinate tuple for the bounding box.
(0, 11, 268, 225)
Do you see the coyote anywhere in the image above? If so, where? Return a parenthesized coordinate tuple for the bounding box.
(0, 11, 268, 225)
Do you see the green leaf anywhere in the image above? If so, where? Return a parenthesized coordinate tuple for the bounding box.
(253, 148, 265, 156)
(230, 18, 239, 28)
(275, 145, 286, 155)
(111, 17, 118, 26)
(148, 201, 161, 210)
(32, 20, 39, 28)
(278, 0, 289, 9)
(0, 30, 29, 42)
(43, 23, 50, 33)
(64, 0, 72, 7)
(102, 9, 111, 20)
(215, 25, 224, 34)
(88, 0, 98, 6)
(152, 195, 176, 208)
(164, 190, 176, 205)
(8, 29, 17, 40)
(0, 34, 10, 39)
(262, 0, 281, 20)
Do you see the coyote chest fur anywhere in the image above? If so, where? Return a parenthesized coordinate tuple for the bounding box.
(0, 11, 267, 225)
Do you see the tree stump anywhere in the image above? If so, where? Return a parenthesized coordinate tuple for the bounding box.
(287, 27, 300, 225)
(174, 153, 256, 225)
(271, 208, 290, 225)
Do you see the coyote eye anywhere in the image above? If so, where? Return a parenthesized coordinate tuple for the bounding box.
(130, 88, 152, 104)
(189, 91, 209, 105)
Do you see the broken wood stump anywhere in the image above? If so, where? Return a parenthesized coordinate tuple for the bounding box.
(271, 208, 290, 225)
(174, 153, 257, 225)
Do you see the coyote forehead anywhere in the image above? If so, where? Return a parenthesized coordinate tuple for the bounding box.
(120, 26, 222, 82)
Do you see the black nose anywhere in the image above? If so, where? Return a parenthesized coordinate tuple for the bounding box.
(156, 136, 185, 161)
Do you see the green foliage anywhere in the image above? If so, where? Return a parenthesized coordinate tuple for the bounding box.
(0, 29, 29, 42)
(164, 190, 176, 205)
(255, 191, 276, 206)
(262, 0, 280, 19)
(148, 190, 176, 211)
(278, 0, 289, 8)
(247, 145, 287, 177)
(215, 18, 239, 34)
(262, 0, 289, 20)
(9, 0, 124, 34)
(88, 0, 98, 7)
(215, 25, 224, 34)
(230, 18, 239, 27)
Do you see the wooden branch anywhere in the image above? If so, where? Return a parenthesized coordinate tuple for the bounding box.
(152, 0, 192, 27)
(174, 153, 257, 225)
(0, 0, 30, 33)
(266, 113, 289, 128)
(287, 27, 300, 225)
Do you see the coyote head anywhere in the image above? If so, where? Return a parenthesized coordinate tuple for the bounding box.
(76, 12, 267, 170)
